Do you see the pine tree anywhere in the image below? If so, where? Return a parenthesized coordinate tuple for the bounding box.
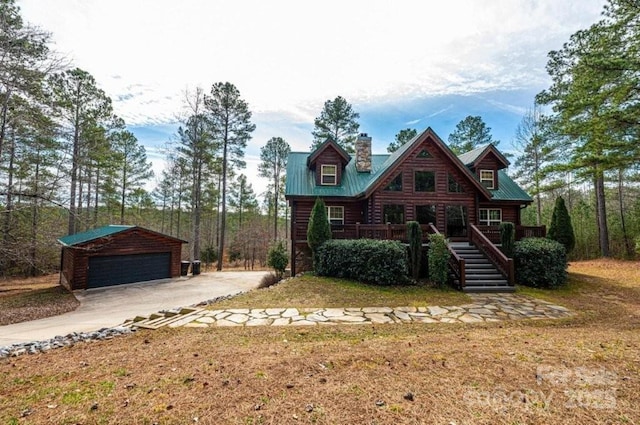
(447, 115, 499, 155)
(109, 129, 153, 224)
(548, 196, 576, 254)
(387, 128, 417, 153)
(310, 96, 359, 153)
(205, 82, 255, 270)
(48, 68, 113, 235)
(258, 136, 290, 240)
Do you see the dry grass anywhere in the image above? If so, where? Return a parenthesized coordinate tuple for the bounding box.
(213, 274, 470, 309)
(0, 274, 79, 326)
(1, 260, 639, 424)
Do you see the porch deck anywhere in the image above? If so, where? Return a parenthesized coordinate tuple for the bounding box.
(295, 223, 546, 244)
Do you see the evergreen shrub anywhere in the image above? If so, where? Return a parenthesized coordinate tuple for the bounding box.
(547, 196, 575, 254)
(315, 239, 409, 285)
(267, 241, 288, 279)
(407, 221, 422, 280)
(307, 198, 332, 268)
(428, 233, 449, 286)
(499, 221, 515, 257)
(514, 238, 567, 288)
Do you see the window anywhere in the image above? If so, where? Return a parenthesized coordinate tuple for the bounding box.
(417, 149, 432, 158)
(479, 208, 502, 226)
(479, 170, 494, 189)
(383, 204, 405, 224)
(446, 205, 468, 237)
(415, 171, 435, 192)
(321, 164, 337, 185)
(416, 205, 436, 225)
(448, 173, 464, 193)
(326, 206, 344, 225)
(385, 173, 403, 191)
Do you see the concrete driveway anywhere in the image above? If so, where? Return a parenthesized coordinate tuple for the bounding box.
(0, 271, 266, 347)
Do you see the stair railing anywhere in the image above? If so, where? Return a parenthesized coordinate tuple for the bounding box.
(426, 223, 466, 289)
(469, 224, 514, 286)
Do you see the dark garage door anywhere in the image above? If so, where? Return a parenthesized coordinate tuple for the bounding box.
(88, 252, 171, 288)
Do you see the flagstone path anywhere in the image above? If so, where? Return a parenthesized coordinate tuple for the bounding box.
(122, 294, 572, 330)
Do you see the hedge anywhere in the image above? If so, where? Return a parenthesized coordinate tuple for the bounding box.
(315, 239, 409, 285)
(514, 238, 567, 288)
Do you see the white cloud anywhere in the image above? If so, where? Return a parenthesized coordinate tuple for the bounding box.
(19, 0, 604, 126)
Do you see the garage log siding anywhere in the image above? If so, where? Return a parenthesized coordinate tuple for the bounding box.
(60, 228, 185, 290)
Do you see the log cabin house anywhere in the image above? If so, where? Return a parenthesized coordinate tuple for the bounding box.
(285, 127, 546, 292)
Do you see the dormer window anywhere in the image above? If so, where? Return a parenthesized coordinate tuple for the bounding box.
(321, 164, 337, 185)
(480, 170, 495, 189)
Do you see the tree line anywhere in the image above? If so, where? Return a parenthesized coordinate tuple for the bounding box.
(0, 0, 293, 276)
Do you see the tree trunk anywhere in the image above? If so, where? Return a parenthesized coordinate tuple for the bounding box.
(594, 171, 610, 257)
(3, 130, 16, 245)
(30, 148, 42, 277)
(93, 167, 100, 227)
(617, 169, 634, 258)
(67, 83, 82, 235)
(0, 87, 12, 160)
(217, 137, 228, 271)
(120, 165, 127, 224)
(192, 160, 202, 262)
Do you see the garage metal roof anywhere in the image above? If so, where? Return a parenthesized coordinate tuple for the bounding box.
(58, 225, 134, 247)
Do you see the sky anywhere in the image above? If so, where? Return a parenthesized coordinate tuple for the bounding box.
(18, 0, 606, 198)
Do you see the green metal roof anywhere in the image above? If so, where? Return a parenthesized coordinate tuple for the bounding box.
(285, 134, 531, 203)
(491, 170, 533, 202)
(286, 152, 388, 197)
(58, 225, 134, 246)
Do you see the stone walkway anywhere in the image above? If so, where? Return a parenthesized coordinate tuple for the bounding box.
(122, 294, 572, 330)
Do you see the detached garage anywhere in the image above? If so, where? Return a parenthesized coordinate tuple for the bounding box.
(58, 225, 187, 290)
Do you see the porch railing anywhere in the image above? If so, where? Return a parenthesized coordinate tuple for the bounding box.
(475, 225, 547, 244)
(469, 224, 514, 286)
(295, 223, 546, 243)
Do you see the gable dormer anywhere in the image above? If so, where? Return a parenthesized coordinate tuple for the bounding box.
(307, 138, 351, 186)
(457, 144, 510, 190)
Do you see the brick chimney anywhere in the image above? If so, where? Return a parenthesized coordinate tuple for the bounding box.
(355, 133, 372, 172)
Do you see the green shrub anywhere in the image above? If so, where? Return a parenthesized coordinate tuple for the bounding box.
(548, 196, 575, 254)
(315, 239, 409, 285)
(201, 246, 217, 264)
(307, 198, 332, 268)
(267, 241, 288, 279)
(514, 238, 567, 288)
(407, 221, 422, 280)
(500, 222, 515, 257)
(428, 233, 449, 286)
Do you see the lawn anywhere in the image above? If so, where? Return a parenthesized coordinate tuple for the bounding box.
(0, 275, 79, 326)
(0, 259, 638, 424)
(212, 274, 471, 309)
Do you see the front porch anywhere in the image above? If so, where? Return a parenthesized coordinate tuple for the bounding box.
(294, 223, 546, 244)
(291, 223, 546, 292)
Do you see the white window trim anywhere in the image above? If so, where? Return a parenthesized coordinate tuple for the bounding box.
(321, 164, 337, 185)
(326, 206, 344, 225)
(480, 170, 495, 189)
(479, 208, 502, 226)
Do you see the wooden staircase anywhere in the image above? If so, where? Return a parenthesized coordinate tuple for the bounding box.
(449, 242, 515, 293)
